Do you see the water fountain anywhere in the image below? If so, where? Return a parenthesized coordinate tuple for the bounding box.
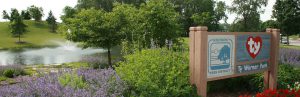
(0, 40, 106, 65)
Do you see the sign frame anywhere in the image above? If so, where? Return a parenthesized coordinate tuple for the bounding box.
(189, 26, 280, 97)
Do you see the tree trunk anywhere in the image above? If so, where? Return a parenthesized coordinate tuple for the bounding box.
(287, 35, 290, 45)
(107, 47, 112, 67)
(18, 32, 21, 43)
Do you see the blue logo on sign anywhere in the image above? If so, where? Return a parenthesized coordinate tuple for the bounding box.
(210, 44, 231, 70)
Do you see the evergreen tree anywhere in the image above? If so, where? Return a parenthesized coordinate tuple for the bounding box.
(46, 11, 57, 32)
(9, 9, 27, 43)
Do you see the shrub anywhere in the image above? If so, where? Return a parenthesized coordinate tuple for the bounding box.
(0, 68, 126, 97)
(58, 73, 88, 89)
(3, 69, 15, 78)
(116, 48, 196, 97)
(0, 76, 7, 81)
(277, 64, 300, 89)
(288, 82, 300, 91)
(0, 65, 26, 78)
(248, 64, 300, 92)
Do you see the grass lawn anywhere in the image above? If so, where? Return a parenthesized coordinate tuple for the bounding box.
(280, 44, 300, 50)
(289, 35, 299, 40)
(0, 20, 65, 50)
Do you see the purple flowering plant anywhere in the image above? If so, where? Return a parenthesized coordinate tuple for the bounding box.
(279, 48, 300, 66)
(0, 68, 126, 97)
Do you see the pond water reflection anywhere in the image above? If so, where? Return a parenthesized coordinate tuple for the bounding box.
(0, 41, 107, 65)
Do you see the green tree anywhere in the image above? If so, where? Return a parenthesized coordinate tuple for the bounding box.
(213, 1, 227, 31)
(9, 9, 27, 43)
(169, 0, 226, 32)
(61, 6, 77, 23)
(46, 11, 57, 32)
(10, 9, 20, 22)
(21, 10, 31, 20)
(273, 0, 300, 45)
(27, 5, 44, 21)
(140, 0, 181, 48)
(260, 20, 279, 32)
(76, 0, 115, 11)
(191, 12, 213, 27)
(184, 0, 214, 32)
(229, 0, 267, 32)
(109, 3, 144, 54)
(2, 10, 10, 20)
(60, 8, 122, 67)
(116, 0, 146, 7)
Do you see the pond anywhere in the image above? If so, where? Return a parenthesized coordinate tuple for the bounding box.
(0, 41, 108, 65)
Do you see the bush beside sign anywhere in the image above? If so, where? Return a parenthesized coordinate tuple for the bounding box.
(189, 26, 280, 97)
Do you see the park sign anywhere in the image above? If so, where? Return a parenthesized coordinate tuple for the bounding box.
(189, 26, 280, 97)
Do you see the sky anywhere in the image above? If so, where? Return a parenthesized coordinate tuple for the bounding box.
(0, 0, 276, 23)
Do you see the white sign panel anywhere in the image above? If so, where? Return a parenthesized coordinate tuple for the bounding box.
(207, 35, 235, 78)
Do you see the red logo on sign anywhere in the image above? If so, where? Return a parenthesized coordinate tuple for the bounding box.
(246, 36, 262, 59)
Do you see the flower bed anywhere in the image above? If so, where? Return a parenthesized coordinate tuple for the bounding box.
(0, 68, 126, 97)
(280, 48, 300, 66)
(240, 89, 300, 97)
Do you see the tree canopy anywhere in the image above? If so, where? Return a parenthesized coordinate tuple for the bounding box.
(27, 5, 44, 21)
(273, 0, 300, 44)
(21, 10, 31, 20)
(229, 0, 267, 32)
(273, 0, 300, 35)
(60, 8, 123, 66)
(8, 9, 27, 43)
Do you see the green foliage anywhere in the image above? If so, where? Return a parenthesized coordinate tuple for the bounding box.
(60, 8, 122, 66)
(1, 68, 26, 78)
(58, 73, 88, 89)
(140, 0, 181, 47)
(208, 64, 300, 93)
(76, 0, 115, 11)
(61, 6, 76, 23)
(246, 64, 300, 92)
(260, 20, 279, 31)
(189, 1, 227, 31)
(288, 81, 300, 91)
(273, 0, 300, 45)
(229, 0, 267, 32)
(6, 9, 27, 42)
(116, 0, 146, 7)
(116, 48, 196, 97)
(191, 12, 213, 26)
(9, 9, 19, 22)
(75, 0, 146, 11)
(27, 5, 44, 22)
(277, 64, 300, 89)
(208, 75, 257, 93)
(3, 69, 15, 78)
(46, 11, 57, 32)
(110, 3, 142, 54)
(21, 10, 31, 20)
(2, 10, 10, 20)
(0, 76, 7, 81)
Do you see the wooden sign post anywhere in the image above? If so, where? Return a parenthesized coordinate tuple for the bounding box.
(189, 26, 280, 97)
